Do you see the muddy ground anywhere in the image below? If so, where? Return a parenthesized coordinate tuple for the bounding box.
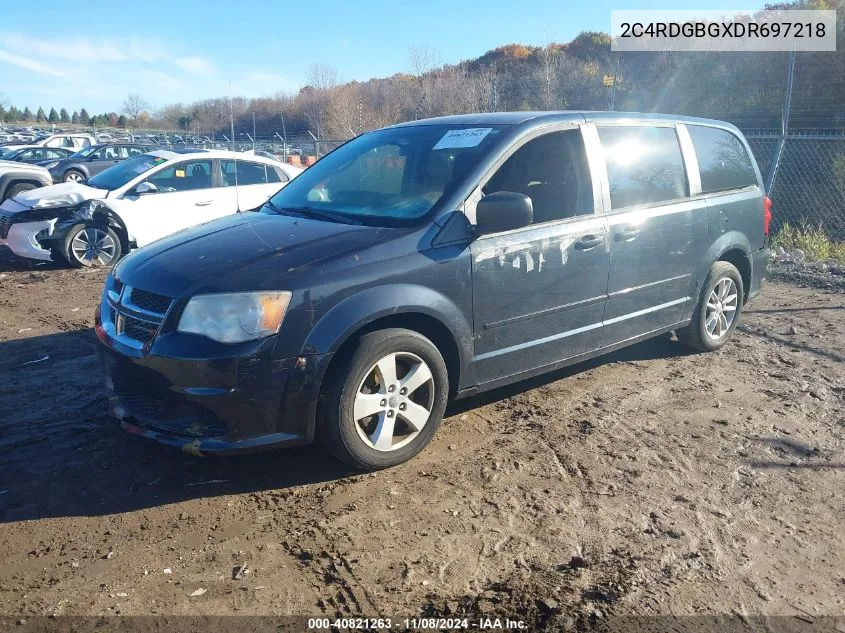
(0, 248, 843, 629)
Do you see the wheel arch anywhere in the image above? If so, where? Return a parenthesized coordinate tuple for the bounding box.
(302, 284, 474, 401)
(0, 176, 45, 201)
(717, 248, 751, 304)
(90, 208, 130, 254)
(63, 166, 88, 180)
(694, 231, 752, 305)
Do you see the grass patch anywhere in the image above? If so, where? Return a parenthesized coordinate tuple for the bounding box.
(771, 222, 845, 265)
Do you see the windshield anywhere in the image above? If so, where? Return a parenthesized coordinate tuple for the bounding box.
(0, 148, 15, 159)
(264, 124, 507, 225)
(71, 145, 99, 158)
(87, 154, 168, 190)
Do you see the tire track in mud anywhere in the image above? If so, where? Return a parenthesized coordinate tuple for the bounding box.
(251, 484, 382, 617)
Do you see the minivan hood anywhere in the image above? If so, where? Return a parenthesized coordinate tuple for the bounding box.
(9, 181, 107, 209)
(115, 212, 398, 298)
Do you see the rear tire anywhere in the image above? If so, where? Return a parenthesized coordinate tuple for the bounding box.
(3, 183, 37, 201)
(62, 222, 122, 268)
(318, 328, 449, 470)
(677, 261, 744, 352)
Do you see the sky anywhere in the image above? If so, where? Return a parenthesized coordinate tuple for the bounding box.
(1, 0, 767, 114)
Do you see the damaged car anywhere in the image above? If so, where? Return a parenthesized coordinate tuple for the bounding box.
(0, 149, 302, 267)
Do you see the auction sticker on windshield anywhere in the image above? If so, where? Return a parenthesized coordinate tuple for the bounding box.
(433, 128, 493, 149)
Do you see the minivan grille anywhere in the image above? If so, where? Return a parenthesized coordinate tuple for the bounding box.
(105, 277, 174, 347)
(128, 288, 172, 315)
(121, 314, 160, 342)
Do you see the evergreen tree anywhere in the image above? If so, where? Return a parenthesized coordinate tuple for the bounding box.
(71, 110, 79, 124)
(59, 108, 69, 123)
(78, 108, 90, 124)
(23, 107, 33, 121)
(117, 115, 127, 128)
(48, 107, 59, 123)
(36, 107, 46, 122)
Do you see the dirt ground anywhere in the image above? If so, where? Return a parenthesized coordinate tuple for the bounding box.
(0, 248, 843, 629)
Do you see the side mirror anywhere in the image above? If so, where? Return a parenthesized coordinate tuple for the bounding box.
(475, 191, 533, 233)
(134, 181, 158, 196)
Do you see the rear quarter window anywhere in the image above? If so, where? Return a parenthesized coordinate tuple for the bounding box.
(688, 125, 758, 194)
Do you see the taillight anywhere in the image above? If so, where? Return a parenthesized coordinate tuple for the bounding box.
(763, 196, 773, 236)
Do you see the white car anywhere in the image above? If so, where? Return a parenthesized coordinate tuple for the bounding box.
(0, 149, 302, 267)
(3, 133, 96, 151)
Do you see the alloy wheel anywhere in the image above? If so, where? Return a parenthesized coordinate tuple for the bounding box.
(353, 352, 435, 452)
(704, 277, 738, 340)
(70, 227, 117, 266)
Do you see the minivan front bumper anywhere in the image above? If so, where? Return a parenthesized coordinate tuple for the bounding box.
(95, 311, 332, 455)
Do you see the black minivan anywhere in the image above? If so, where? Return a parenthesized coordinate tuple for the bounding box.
(96, 111, 772, 470)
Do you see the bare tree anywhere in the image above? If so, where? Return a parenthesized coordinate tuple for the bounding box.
(304, 63, 340, 138)
(408, 44, 441, 77)
(122, 93, 150, 129)
(306, 63, 339, 91)
(408, 45, 443, 118)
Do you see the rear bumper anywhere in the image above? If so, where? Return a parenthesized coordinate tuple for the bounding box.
(96, 318, 333, 455)
(748, 247, 771, 301)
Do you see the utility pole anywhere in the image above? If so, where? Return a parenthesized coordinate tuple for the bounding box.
(228, 81, 235, 152)
(252, 112, 256, 150)
(280, 111, 288, 160)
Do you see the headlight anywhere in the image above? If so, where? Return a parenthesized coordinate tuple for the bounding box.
(43, 161, 60, 169)
(177, 291, 292, 343)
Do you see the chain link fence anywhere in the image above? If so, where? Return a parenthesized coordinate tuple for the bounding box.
(748, 134, 845, 241)
(122, 130, 349, 165)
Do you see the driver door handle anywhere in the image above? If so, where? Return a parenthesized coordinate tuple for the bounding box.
(195, 200, 213, 206)
(574, 234, 605, 251)
(575, 235, 604, 251)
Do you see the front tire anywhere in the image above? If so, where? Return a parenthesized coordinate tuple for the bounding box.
(677, 261, 743, 352)
(63, 223, 122, 268)
(62, 169, 86, 183)
(318, 328, 449, 470)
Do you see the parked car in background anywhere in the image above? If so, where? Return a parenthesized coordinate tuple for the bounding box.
(93, 111, 771, 469)
(44, 143, 155, 183)
(2, 132, 96, 151)
(0, 160, 52, 202)
(0, 146, 74, 164)
(0, 149, 301, 267)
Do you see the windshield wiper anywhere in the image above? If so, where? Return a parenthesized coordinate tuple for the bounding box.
(265, 202, 361, 225)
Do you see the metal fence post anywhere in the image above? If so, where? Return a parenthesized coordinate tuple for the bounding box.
(765, 49, 796, 195)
